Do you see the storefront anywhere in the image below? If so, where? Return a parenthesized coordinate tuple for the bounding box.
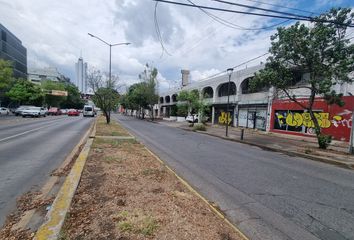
(214, 104, 235, 125)
(237, 104, 267, 130)
(270, 96, 354, 141)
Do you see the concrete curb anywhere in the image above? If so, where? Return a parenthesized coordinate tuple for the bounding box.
(11, 119, 96, 231)
(115, 118, 250, 240)
(144, 147, 250, 240)
(181, 127, 354, 170)
(34, 120, 97, 240)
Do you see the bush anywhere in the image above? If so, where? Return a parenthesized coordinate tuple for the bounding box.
(193, 123, 206, 131)
(176, 104, 188, 117)
(318, 134, 332, 149)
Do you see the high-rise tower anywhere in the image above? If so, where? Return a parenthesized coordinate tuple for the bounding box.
(75, 57, 87, 94)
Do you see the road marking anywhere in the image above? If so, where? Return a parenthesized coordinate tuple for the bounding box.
(0, 118, 75, 143)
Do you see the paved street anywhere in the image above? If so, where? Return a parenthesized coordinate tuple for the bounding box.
(115, 114, 354, 240)
(0, 116, 93, 226)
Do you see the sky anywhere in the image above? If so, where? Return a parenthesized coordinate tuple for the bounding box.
(0, 0, 353, 92)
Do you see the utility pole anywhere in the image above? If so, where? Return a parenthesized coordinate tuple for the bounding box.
(225, 68, 233, 137)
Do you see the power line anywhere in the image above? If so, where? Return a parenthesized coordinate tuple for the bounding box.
(196, 52, 269, 82)
(211, 0, 313, 19)
(154, 2, 172, 57)
(188, 0, 291, 31)
(240, 0, 317, 15)
(153, 0, 354, 27)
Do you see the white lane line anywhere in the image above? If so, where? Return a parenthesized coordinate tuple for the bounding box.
(0, 118, 75, 143)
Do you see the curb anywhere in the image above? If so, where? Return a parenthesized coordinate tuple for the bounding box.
(34, 120, 97, 240)
(144, 147, 250, 240)
(180, 127, 354, 170)
(115, 118, 250, 240)
(11, 119, 96, 231)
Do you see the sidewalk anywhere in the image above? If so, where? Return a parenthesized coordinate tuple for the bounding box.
(159, 120, 354, 170)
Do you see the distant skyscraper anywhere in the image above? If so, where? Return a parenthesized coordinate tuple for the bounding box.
(75, 57, 87, 94)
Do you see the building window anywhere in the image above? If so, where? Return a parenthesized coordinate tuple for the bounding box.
(1, 30, 6, 42)
(218, 82, 236, 97)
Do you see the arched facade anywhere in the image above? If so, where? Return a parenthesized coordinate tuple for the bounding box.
(202, 86, 213, 98)
(217, 82, 236, 97)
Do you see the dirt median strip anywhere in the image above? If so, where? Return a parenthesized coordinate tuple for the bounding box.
(59, 118, 247, 240)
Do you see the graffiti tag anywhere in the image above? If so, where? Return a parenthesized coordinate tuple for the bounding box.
(276, 111, 352, 129)
(219, 112, 232, 125)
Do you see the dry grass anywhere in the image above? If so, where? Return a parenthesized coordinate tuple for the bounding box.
(61, 119, 245, 240)
(95, 115, 130, 137)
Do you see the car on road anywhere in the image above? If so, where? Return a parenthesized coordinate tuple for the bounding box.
(186, 114, 210, 123)
(21, 107, 47, 118)
(61, 109, 68, 115)
(67, 109, 80, 116)
(83, 105, 95, 117)
(0, 107, 9, 115)
(14, 105, 35, 116)
(48, 107, 62, 116)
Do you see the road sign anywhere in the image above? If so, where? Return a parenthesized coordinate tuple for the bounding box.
(51, 90, 68, 96)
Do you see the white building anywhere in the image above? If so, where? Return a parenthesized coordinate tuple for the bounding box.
(158, 65, 354, 133)
(28, 67, 61, 84)
(75, 57, 87, 94)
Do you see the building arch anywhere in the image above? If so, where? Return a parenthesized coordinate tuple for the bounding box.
(165, 95, 170, 103)
(172, 94, 177, 102)
(159, 97, 164, 104)
(202, 86, 214, 98)
(217, 82, 236, 97)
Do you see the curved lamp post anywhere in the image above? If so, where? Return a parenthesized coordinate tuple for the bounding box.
(225, 68, 234, 137)
(88, 33, 130, 82)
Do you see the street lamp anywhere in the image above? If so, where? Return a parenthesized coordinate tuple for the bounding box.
(88, 33, 130, 82)
(225, 68, 234, 137)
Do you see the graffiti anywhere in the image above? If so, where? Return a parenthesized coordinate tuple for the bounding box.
(218, 112, 232, 125)
(275, 111, 351, 129)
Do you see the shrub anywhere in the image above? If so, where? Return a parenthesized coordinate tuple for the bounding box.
(318, 134, 332, 149)
(193, 123, 206, 131)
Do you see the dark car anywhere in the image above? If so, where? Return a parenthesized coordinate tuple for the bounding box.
(48, 107, 62, 116)
(67, 109, 80, 116)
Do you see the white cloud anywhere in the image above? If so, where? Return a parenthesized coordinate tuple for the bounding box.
(1, 0, 351, 93)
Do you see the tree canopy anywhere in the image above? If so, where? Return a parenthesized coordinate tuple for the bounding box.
(88, 68, 120, 124)
(7, 79, 44, 106)
(121, 64, 159, 120)
(252, 7, 354, 148)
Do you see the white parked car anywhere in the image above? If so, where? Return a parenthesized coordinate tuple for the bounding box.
(21, 107, 47, 118)
(185, 114, 209, 123)
(0, 107, 9, 115)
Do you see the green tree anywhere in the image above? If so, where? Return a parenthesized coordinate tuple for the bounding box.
(0, 60, 15, 106)
(7, 79, 44, 106)
(121, 64, 159, 120)
(41, 80, 66, 107)
(61, 84, 84, 109)
(252, 8, 354, 149)
(88, 68, 120, 124)
(138, 64, 159, 120)
(177, 89, 208, 125)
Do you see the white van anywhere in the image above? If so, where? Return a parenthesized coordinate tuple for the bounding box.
(83, 105, 95, 117)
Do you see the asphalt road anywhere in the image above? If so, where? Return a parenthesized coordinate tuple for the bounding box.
(115, 114, 354, 240)
(0, 115, 93, 226)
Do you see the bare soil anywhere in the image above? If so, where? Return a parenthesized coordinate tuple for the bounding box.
(60, 120, 244, 240)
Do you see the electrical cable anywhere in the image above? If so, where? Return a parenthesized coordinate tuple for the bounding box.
(153, 0, 354, 27)
(240, 0, 317, 15)
(154, 2, 172, 57)
(211, 0, 313, 19)
(196, 52, 269, 82)
(188, 0, 291, 31)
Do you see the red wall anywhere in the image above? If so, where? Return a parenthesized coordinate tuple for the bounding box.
(270, 96, 354, 141)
